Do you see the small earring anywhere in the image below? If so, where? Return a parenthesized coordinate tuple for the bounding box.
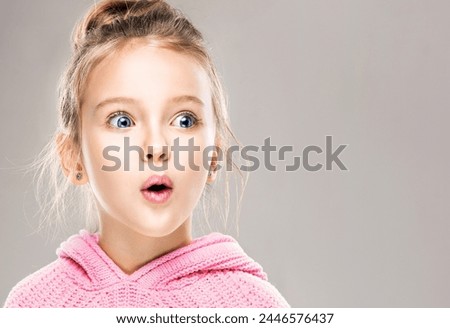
(76, 172, 82, 181)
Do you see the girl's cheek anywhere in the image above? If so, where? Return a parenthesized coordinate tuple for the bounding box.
(177, 135, 212, 168)
(82, 130, 119, 172)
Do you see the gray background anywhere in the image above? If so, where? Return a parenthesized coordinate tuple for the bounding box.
(1, 0, 449, 307)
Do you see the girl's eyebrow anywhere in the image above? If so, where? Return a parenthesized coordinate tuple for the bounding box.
(169, 95, 205, 107)
(95, 97, 138, 111)
(94, 95, 205, 111)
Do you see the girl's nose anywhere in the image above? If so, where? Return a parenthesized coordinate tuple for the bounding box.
(142, 126, 171, 165)
(145, 144, 170, 163)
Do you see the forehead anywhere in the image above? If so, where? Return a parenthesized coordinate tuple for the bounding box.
(81, 40, 212, 110)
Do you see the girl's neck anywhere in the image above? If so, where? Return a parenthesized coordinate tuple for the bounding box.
(97, 218, 192, 275)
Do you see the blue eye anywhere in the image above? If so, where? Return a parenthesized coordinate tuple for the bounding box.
(173, 112, 198, 128)
(108, 112, 134, 129)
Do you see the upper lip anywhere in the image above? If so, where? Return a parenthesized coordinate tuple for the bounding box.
(141, 174, 173, 190)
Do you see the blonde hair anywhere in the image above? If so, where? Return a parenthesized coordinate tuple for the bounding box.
(32, 0, 246, 236)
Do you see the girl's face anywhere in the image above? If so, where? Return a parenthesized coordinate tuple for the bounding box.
(79, 41, 216, 238)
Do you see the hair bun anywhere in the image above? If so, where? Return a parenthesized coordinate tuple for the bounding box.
(72, 0, 163, 51)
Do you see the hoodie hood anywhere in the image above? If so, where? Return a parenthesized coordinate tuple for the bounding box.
(57, 230, 267, 290)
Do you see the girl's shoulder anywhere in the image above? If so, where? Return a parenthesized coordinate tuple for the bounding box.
(3, 257, 75, 308)
(166, 233, 291, 307)
(195, 265, 290, 308)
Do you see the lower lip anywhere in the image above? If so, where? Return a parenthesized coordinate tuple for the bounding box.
(141, 188, 173, 204)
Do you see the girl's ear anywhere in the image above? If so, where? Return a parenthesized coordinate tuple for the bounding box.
(56, 133, 88, 185)
(207, 142, 222, 184)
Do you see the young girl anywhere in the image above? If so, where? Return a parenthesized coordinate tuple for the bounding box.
(4, 0, 289, 308)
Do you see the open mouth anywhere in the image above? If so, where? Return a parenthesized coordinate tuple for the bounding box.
(147, 184, 171, 192)
(141, 175, 174, 204)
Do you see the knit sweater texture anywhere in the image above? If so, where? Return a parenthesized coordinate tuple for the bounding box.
(4, 231, 289, 307)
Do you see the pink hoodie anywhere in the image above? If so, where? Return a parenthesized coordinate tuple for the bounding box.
(4, 231, 289, 307)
